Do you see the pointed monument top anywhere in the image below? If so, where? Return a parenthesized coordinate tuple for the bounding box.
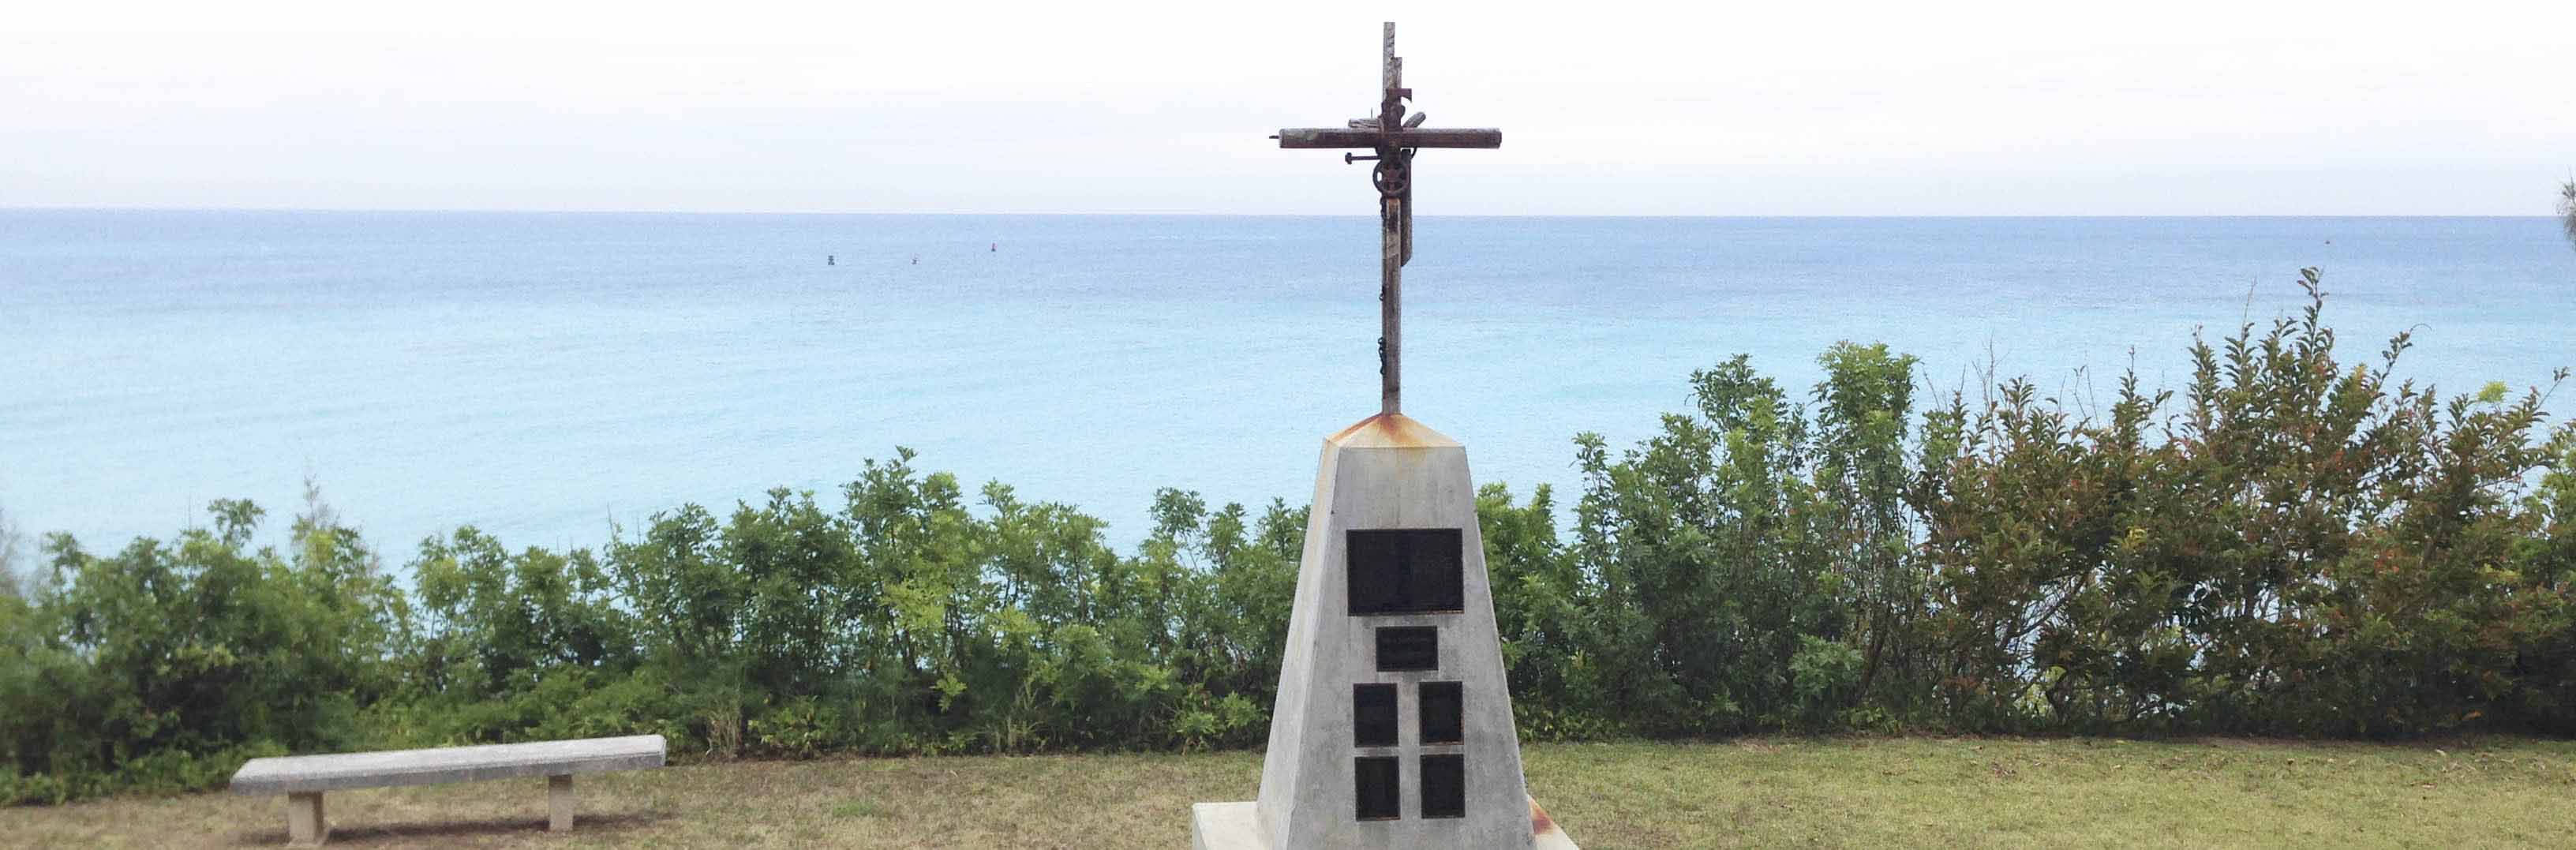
(1326, 413, 1460, 449)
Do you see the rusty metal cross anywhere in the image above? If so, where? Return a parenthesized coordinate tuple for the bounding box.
(1274, 22, 1502, 416)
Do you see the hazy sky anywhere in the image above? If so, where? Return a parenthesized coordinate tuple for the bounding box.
(7, 1, 2572, 215)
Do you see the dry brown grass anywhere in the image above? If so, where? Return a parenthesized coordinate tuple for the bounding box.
(6, 736, 2571, 848)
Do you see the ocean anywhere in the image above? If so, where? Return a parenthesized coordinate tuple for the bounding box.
(4, 212, 2571, 559)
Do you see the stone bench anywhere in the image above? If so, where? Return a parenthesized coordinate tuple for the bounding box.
(228, 734, 666, 846)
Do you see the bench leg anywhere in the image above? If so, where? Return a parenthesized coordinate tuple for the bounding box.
(549, 774, 575, 832)
(286, 791, 329, 846)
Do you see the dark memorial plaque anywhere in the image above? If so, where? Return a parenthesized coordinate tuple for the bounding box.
(1346, 528, 1465, 615)
(1421, 754, 1466, 818)
(1354, 683, 1398, 747)
(1419, 680, 1463, 744)
(1376, 627, 1440, 671)
(1355, 756, 1402, 820)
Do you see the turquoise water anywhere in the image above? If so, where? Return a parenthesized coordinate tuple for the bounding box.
(4, 212, 2571, 556)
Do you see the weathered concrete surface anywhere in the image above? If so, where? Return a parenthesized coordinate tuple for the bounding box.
(285, 792, 325, 846)
(229, 735, 665, 795)
(1191, 802, 1264, 850)
(1530, 797, 1581, 850)
(548, 773, 575, 831)
(1187, 414, 1578, 848)
(1195, 796, 1579, 849)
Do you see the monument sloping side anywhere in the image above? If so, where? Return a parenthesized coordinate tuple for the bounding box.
(1252, 414, 1535, 849)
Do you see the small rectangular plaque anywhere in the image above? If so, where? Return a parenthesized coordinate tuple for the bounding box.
(1421, 754, 1465, 818)
(1419, 681, 1463, 744)
(1353, 683, 1398, 747)
(1355, 756, 1401, 820)
(1376, 627, 1440, 671)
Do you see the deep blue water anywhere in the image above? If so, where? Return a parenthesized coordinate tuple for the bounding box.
(3, 212, 2571, 559)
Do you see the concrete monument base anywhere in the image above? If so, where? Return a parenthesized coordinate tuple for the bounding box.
(1190, 414, 1580, 849)
(1190, 798, 1578, 850)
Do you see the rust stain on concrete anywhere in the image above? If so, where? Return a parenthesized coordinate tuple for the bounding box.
(1327, 413, 1459, 448)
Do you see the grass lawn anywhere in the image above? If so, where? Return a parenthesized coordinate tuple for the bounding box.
(6, 736, 2570, 848)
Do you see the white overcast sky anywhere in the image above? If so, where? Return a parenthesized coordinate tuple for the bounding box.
(6, 0, 2572, 215)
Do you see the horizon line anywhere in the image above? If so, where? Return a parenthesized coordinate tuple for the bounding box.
(2, 205, 2558, 219)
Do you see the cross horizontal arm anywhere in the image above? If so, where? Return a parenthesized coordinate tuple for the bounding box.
(1275, 128, 1503, 149)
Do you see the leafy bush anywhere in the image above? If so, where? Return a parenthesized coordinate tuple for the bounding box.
(0, 497, 402, 802)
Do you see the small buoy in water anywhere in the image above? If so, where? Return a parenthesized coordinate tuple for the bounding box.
(911, 255, 919, 265)
(990, 242, 997, 253)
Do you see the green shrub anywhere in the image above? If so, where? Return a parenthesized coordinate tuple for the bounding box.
(1, 496, 402, 800)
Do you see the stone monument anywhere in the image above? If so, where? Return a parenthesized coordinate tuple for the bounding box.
(1189, 23, 1578, 850)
